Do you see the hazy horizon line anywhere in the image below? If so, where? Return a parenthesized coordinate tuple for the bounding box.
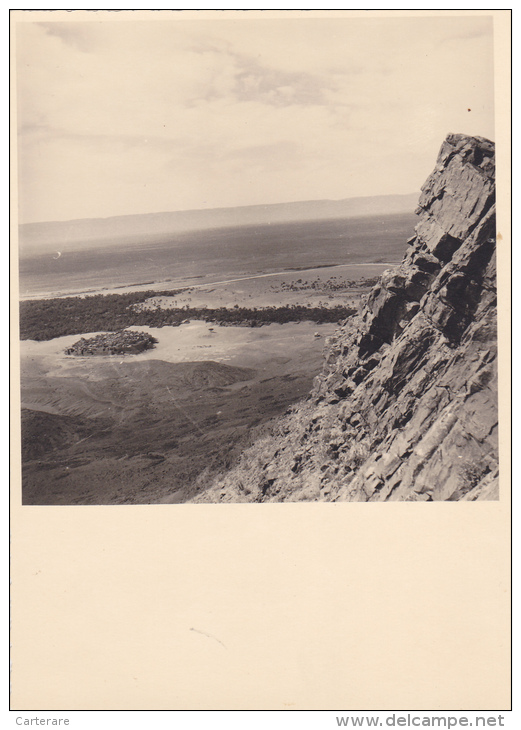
(19, 190, 420, 228)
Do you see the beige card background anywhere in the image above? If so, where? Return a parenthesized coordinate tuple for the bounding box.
(10, 10, 511, 711)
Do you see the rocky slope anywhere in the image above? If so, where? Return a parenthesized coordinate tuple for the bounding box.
(193, 133, 498, 502)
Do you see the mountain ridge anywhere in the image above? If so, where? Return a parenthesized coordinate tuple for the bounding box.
(193, 133, 499, 503)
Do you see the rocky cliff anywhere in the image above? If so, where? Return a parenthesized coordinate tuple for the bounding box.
(194, 133, 499, 502)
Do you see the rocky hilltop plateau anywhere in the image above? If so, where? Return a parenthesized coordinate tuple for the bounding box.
(194, 133, 499, 502)
(65, 330, 157, 356)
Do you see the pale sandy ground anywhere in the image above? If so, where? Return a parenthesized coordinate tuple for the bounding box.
(134, 288, 358, 311)
(19, 265, 364, 414)
(20, 320, 339, 384)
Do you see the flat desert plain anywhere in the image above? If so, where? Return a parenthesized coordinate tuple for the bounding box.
(18, 212, 416, 504)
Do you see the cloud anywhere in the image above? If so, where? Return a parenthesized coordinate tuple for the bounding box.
(14, 13, 495, 223)
(231, 56, 328, 107)
(440, 15, 493, 43)
(38, 21, 94, 52)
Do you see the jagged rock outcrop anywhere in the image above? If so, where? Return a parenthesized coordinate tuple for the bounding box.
(194, 134, 499, 502)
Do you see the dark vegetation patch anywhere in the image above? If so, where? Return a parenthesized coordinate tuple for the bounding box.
(19, 291, 356, 341)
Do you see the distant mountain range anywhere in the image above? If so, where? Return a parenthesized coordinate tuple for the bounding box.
(18, 193, 419, 256)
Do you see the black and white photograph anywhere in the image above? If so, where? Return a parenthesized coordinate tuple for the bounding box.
(15, 10, 504, 505)
(9, 9, 512, 716)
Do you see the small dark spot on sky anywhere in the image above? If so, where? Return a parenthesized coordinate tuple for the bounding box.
(468, 108, 471, 112)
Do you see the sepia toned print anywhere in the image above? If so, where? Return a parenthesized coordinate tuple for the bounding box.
(10, 10, 511, 713)
(15, 12, 500, 505)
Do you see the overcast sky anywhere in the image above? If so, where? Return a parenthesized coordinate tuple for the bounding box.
(15, 12, 495, 224)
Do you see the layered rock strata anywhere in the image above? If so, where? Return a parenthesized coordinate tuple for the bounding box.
(65, 330, 157, 356)
(195, 133, 499, 502)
